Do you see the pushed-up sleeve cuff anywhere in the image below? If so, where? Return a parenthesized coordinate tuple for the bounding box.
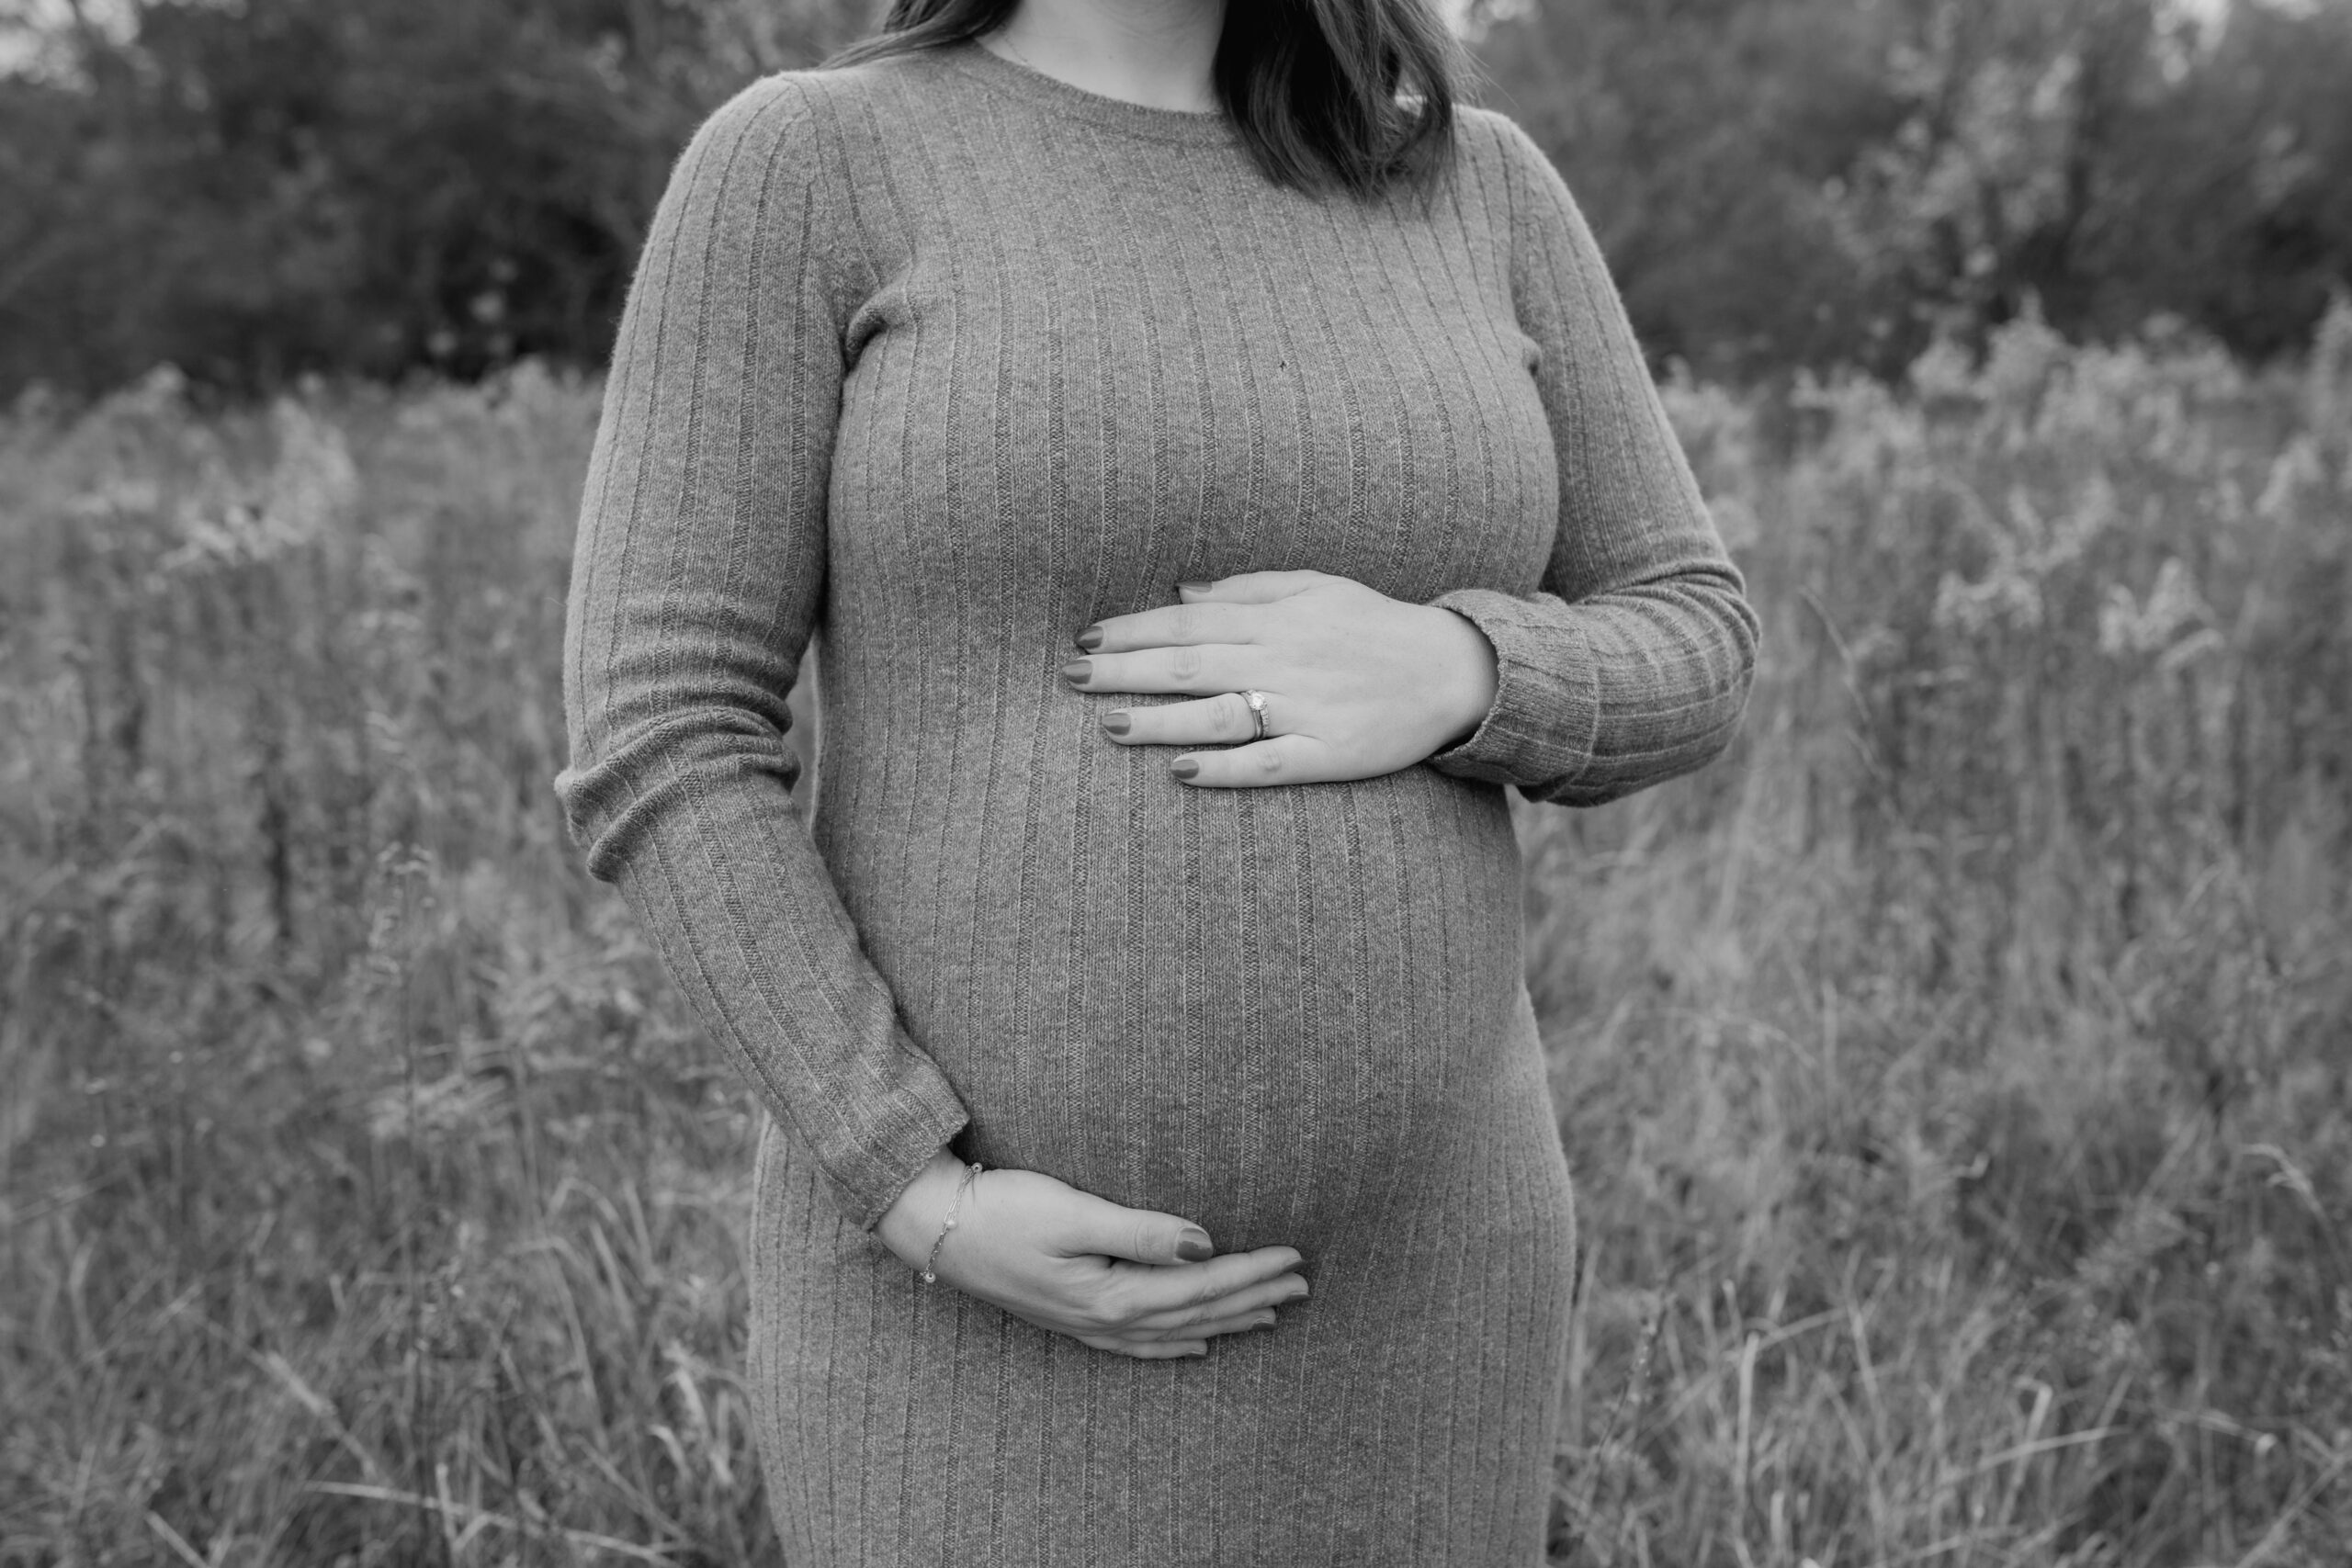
(597, 805, 973, 1235)
(817, 1045, 971, 1230)
(1424, 587, 1600, 793)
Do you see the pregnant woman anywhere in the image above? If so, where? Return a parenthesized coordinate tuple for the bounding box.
(557, 0, 1757, 1560)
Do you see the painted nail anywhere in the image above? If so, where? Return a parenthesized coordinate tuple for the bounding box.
(1060, 659, 1091, 685)
(1176, 1226, 1214, 1261)
(1251, 1314, 1277, 1330)
(1170, 758, 1200, 782)
(1102, 710, 1131, 736)
(1074, 624, 1104, 651)
(1177, 580, 1214, 595)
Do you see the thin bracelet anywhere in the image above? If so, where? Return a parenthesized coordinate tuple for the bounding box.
(921, 1161, 984, 1284)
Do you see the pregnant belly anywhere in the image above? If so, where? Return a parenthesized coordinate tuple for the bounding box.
(820, 755, 1532, 1249)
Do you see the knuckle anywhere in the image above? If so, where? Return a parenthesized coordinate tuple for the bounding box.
(1170, 602, 1202, 643)
(1092, 1282, 1136, 1329)
(1253, 744, 1284, 777)
(1167, 644, 1202, 683)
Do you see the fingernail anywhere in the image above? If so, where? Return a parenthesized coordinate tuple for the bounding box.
(1252, 1313, 1277, 1330)
(1176, 1226, 1214, 1261)
(1074, 624, 1103, 651)
(1177, 580, 1213, 595)
(1060, 659, 1091, 685)
(1102, 710, 1131, 736)
(1170, 758, 1200, 782)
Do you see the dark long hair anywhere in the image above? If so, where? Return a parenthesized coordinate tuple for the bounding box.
(828, 0, 1464, 199)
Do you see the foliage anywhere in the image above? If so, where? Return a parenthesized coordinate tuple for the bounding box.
(0, 0, 867, 398)
(1532, 304, 2352, 1563)
(5, 0, 2352, 397)
(1479, 0, 2352, 379)
(3, 314, 2347, 1563)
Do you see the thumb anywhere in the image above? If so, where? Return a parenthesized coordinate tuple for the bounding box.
(1178, 570, 1324, 606)
(1068, 1194, 1216, 1265)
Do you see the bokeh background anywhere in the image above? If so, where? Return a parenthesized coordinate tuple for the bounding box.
(3, 2, 2347, 1564)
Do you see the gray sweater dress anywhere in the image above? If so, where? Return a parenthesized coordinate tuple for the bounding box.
(557, 41, 1756, 1567)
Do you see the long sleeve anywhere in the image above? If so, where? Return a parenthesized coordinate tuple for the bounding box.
(1427, 116, 1759, 807)
(554, 77, 967, 1229)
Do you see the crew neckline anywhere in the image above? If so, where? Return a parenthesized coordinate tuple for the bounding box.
(942, 40, 1240, 148)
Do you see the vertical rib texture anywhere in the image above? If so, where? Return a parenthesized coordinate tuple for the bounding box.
(559, 41, 1754, 1566)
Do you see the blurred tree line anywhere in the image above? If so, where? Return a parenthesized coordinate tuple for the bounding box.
(1482, 0, 2352, 378)
(0, 0, 866, 396)
(3, 0, 2348, 399)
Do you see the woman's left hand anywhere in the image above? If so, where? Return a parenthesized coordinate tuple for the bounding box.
(1062, 570, 1499, 787)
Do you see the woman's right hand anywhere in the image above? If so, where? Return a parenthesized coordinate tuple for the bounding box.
(876, 1150, 1309, 1359)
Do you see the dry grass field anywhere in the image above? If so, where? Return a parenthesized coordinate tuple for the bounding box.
(3, 312, 2347, 1566)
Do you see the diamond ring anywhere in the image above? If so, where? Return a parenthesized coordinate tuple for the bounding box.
(1238, 688, 1271, 742)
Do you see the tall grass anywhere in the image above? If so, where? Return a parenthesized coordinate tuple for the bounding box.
(3, 313, 2346, 1566)
(1534, 311, 2352, 1565)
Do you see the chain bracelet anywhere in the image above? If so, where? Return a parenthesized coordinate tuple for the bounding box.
(921, 1161, 984, 1284)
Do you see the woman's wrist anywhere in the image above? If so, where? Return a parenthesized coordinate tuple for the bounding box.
(876, 1145, 969, 1269)
(1419, 604, 1499, 751)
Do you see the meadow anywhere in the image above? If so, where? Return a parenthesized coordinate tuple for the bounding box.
(3, 312, 2346, 1566)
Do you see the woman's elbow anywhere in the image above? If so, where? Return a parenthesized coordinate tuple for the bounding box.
(553, 705, 803, 883)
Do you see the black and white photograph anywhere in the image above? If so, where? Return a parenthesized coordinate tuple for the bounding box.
(3, 0, 2347, 1562)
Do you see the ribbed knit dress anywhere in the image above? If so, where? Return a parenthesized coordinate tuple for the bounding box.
(558, 41, 1755, 1568)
